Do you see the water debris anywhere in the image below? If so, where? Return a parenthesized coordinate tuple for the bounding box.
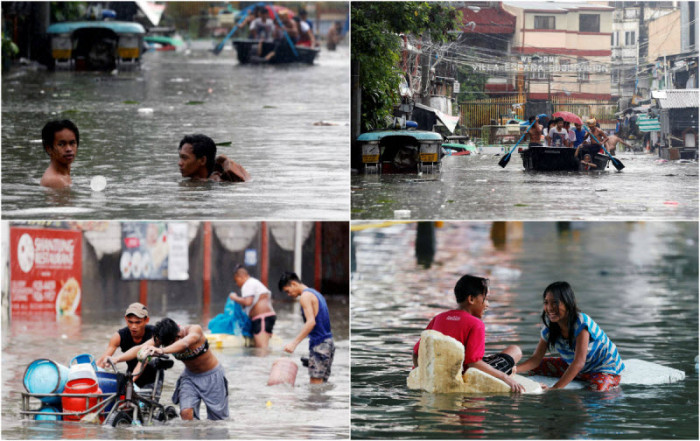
(514, 203, 528, 207)
(313, 121, 340, 126)
(186, 101, 205, 105)
(263, 105, 277, 109)
(123, 100, 140, 105)
(595, 189, 608, 192)
(90, 176, 107, 192)
(216, 141, 232, 146)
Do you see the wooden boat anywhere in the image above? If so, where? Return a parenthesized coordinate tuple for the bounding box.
(356, 130, 444, 174)
(231, 38, 318, 65)
(47, 21, 145, 70)
(519, 146, 610, 171)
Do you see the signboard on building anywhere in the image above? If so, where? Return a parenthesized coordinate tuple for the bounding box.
(120, 222, 189, 280)
(9, 227, 82, 317)
(637, 115, 661, 132)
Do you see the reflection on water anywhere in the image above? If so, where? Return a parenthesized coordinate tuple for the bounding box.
(351, 222, 698, 439)
(2, 45, 349, 220)
(2, 299, 349, 439)
(351, 153, 699, 220)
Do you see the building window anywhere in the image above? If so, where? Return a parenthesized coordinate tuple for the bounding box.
(625, 31, 636, 46)
(534, 16, 555, 30)
(690, 2, 696, 50)
(579, 14, 600, 33)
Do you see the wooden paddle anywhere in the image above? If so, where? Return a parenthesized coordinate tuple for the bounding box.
(584, 126, 625, 171)
(212, 9, 250, 55)
(498, 119, 536, 168)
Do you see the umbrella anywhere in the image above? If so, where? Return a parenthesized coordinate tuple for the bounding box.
(552, 111, 583, 125)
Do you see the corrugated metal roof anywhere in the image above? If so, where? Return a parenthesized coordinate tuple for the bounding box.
(653, 89, 700, 109)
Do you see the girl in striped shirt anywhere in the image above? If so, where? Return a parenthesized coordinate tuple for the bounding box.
(517, 281, 625, 391)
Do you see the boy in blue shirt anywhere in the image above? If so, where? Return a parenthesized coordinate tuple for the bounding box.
(279, 272, 335, 383)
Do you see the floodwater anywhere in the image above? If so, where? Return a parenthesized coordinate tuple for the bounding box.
(2, 43, 349, 220)
(1, 298, 349, 439)
(351, 222, 698, 439)
(351, 151, 699, 220)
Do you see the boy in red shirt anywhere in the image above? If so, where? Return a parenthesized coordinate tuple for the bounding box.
(412, 275, 525, 392)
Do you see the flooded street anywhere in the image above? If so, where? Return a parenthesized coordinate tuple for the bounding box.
(2, 298, 349, 439)
(2, 43, 349, 220)
(351, 222, 698, 439)
(351, 152, 698, 220)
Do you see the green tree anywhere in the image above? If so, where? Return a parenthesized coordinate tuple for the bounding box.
(455, 62, 488, 102)
(50, 2, 87, 22)
(352, 2, 461, 132)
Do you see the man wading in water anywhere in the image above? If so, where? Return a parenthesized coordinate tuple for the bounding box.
(40, 119, 80, 188)
(107, 318, 229, 420)
(96, 303, 159, 389)
(178, 134, 250, 182)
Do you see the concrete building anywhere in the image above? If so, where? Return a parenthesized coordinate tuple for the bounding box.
(648, 1, 699, 91)
(609, 2, 678, 105)
(502, 2, 614, 102)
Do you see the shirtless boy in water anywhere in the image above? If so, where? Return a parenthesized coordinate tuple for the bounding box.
(40, 120, 79, 188)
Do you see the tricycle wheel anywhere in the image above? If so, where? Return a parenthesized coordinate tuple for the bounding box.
(165, 406, 178, 420)
(107, 410, 133, 427)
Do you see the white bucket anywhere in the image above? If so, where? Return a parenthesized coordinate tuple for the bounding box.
(68, 363, 98, 383)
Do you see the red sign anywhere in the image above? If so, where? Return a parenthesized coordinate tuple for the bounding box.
(10, 227, 82, 318)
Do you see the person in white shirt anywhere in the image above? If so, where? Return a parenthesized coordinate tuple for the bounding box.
(546, 118, 571, 147)
(229, 265, 276, 348)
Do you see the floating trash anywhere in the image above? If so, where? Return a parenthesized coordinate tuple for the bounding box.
(90, 176, 107, 192)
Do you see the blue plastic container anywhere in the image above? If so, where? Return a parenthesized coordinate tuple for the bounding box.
(35, 404, 62, 421)
(96, 371, 119, 411)
(70, 354, 96, 370)
(23, 359, 70, 405)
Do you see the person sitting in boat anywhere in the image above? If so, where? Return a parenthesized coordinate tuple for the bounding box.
(40, 119, 79, 189)
(294, 15, 316, 48)
(228, 265, 276, 349)
(326, 21, 343, 51)
(107, 318, 230, 420)
(412, 275, 526, 393)
(564, 121, 576, 147)
(542, 119, 555, 146)
(517, 281, 624, 391)
(575, 119, 608, 160)
(572, 122, 586, 148)
(249, 6, 274, 41)
(546, 117, 570, 148)
(580, 153, 597, 171)
(524, 116, 543, 147)
(178, 134, 249, 182)
(96, 303, 160, 390)
(263, 11, 300, 62)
